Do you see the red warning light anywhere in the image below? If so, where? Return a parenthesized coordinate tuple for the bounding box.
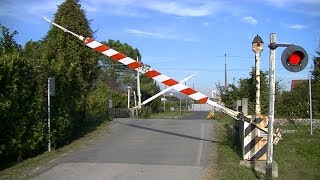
(281, 45, 308, 72)
(288, 51, 304, 65)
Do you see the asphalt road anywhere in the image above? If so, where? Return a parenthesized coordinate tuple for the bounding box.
(33, 112, 216, 180)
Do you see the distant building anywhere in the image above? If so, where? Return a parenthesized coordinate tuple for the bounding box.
(291, 80, 307, 91)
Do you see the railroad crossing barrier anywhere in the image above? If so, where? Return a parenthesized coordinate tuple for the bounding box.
(42, 17, 281, 153)
(243, 115, 268, 160)
(233, 99, 269, 161)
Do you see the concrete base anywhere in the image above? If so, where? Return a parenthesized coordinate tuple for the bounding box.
(239, 160, 278, 178)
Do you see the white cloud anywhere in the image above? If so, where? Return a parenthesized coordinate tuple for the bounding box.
(288, 24, 307, 30)
(263, 0, 320, 16)
(264, 0, 320, 7)
(83, 0, 229, 17)
(0, 0, 62, 21)
(242, 16, 258, 25)
(203, 22, 209, 27)
(126, 29, 166, 39)
(126, 28, 198, 42)
(145, 2, 212, 17)
(82, 3, 98, 13)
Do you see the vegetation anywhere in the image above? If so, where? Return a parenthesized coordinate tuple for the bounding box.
(0, 0, 161, 169)
(217, 68, 271, 115)
(274, 124, 320, 179)
(217, 49, 320, 118)
(0, 120, 110, 179)
(205, 113, 265, 180)
(1, 0, 319, 176)
(205, 113, 320, 180)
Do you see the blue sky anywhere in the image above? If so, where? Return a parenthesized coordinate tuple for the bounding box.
(1, 0, 319, 96)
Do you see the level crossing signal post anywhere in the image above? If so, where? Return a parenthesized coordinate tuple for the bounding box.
(266, 33, 308, 180)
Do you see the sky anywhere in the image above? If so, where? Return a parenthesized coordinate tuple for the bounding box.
(1, 0, 319, 97)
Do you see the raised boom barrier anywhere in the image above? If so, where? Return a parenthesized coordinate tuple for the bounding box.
(43, 17, 283, 141)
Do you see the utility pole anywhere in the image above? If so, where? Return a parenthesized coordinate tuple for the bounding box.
(163, 85, 166, 111)
(134, 90, 138, 119)
(127, 86, 131, 108)
(47, 78, 51, 152)
(224, 53, 227, 93)
(180, 98, 182, 115)
(185, 82, 187, 111)
(266, 33, 276, 180)
(309, 73, 313, 135)
(47, 76, 55, 152)
(137, 57, 142, 109)
(192, 83, 195, 109)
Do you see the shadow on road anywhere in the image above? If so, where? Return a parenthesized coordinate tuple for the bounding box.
(177, 111, 209, 120)
(114, 120, 220, 144)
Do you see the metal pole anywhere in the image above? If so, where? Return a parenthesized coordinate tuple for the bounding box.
(255, 53, 261, 115)
(164, 85, 166, 111)
(137, 57, 142, 109)
(134, 91, 138, 119)
(266, 33, 276, 180)
(309, 74, 313, 135)
(185, 82, 187, 111)
(127, 86, 130, 108)
(47, 78, 51, 152)
(224, 53, 227, 93)
(193, 83, 195, 109)
(180, 98, 182, 115)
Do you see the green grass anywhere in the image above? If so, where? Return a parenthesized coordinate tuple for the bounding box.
(205, 113, 320, 180)
(274, 125, 320, 179)
(205, 114, 265, 180)
(149, 111, 192, 119)
(0, 120, 111, 179)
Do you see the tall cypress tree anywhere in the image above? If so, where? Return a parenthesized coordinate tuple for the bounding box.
(43, 0, 98, 146)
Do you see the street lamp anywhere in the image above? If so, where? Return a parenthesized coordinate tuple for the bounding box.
(252, 34, 264, 115)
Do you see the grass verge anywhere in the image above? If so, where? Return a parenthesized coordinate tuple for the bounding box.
(274, 124, 320, 179)
(149, 111, 192, 119)
(205, 113, 320, 179)
(205, 113, 264, 180)
(0, 119, 111, 179)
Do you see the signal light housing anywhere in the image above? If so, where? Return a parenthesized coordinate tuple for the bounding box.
(281, 45, 308, 72)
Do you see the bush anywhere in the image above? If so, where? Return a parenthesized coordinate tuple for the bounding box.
(139, 106, 152, 118)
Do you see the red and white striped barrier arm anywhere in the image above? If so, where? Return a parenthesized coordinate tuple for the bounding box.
(84, 37, 210, 104)
(42, 17, 241, 120)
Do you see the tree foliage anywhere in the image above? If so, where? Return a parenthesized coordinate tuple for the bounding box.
(218, 48, 320, 119)
(95, 40, 161, 115)
(276, 45, 320, 118)
(39, 0, 99, 147)
(0, 26, 46, 162)
(217, 68, 270, 115)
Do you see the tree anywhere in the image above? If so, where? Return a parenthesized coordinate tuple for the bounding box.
(140, 73, 161, 113)
(275, 44, 320, 119)
(217, 68, 270, 115)
(96, 40, 161, 112)
(42, 0, 98, 146)
(98, 40, 140, 89)
(0, 25, 46, 162)
(0, 24, 21, 54)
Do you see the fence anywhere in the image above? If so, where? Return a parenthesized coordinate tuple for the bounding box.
(109, 108, 131, 119)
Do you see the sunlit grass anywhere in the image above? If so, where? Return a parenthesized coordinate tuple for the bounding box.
(205, 113, 320, 179)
